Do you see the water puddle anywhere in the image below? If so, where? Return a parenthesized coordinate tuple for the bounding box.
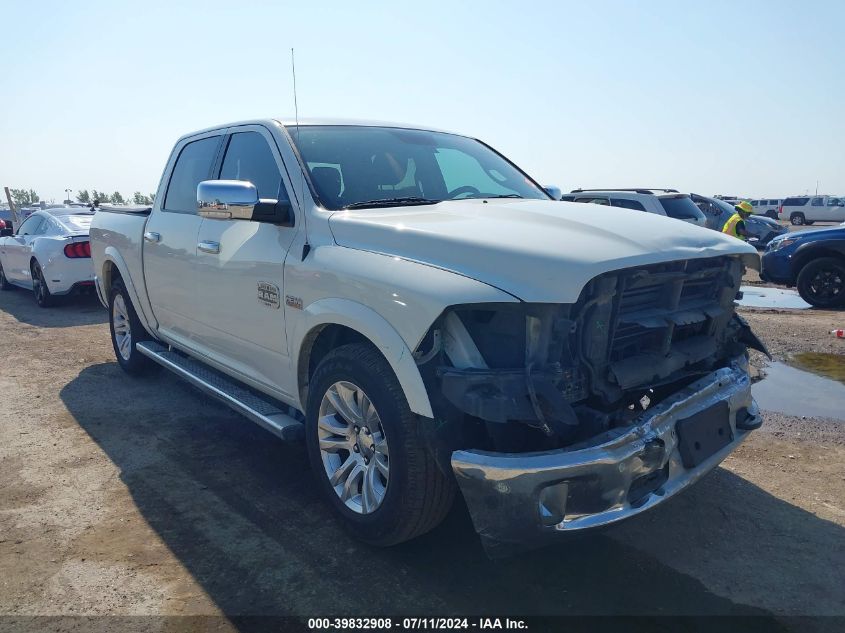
(738, 286, 811, 310)
(752, 354, 845, 421)
(789, 352, 845, 384)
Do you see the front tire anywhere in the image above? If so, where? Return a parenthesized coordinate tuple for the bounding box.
(305, 343, 455, 546)
(31, 260, 54, 307)
(796, 257, 845, 309)
(0, 260, 13, 291)
(109, 279, 158, 374)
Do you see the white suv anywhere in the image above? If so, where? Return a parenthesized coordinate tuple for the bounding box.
(559, 189, 707, 227)
(779, 195, 845, 225)
(750, 199, 782, 219)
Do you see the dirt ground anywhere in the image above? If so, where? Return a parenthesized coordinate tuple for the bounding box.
(1, 278, 843, 631)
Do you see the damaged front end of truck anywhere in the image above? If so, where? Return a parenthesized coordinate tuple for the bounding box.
(413, 255, 768, 554)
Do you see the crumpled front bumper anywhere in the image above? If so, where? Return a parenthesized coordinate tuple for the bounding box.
(450, 356, 761, 552)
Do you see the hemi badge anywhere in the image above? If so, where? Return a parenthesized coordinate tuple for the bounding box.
(285, 295, 303, 310)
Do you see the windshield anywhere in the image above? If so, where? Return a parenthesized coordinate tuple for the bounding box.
(289, 126, 549, 210)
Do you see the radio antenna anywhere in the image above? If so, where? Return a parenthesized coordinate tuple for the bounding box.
(291, 47, 310, 260)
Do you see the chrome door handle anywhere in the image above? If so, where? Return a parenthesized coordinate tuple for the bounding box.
(143, 231, 161, 243)
(198, 240, 220, 254)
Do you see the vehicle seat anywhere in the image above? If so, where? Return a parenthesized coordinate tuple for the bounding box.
(311, 167, 342, 207)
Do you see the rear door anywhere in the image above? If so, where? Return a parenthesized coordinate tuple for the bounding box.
(143, 133, 223, 346)
(192, 126, 299, 395)
(808, 196, 827, 221)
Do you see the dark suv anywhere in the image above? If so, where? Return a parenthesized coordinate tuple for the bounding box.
(761, 226, 845, 308)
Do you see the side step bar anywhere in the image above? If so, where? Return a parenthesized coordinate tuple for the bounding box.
(136, 341, 303, 441)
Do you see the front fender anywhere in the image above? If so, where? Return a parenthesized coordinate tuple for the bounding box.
(291, 298, 434, 418)
(791, 239, 845, 275)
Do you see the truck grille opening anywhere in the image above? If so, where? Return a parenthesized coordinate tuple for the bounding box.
(578, 256, 742, 401)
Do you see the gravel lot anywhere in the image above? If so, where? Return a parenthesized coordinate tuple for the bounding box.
(1, 276, 843, 631)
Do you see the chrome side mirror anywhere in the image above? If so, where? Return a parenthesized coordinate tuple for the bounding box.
(197, 180, 258, 220)
(543, 185, 562, 200)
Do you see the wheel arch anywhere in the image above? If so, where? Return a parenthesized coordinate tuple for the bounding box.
(791, 243, 845, 278)
(100, 247, 157, 336)
(293, 298, 434, 419)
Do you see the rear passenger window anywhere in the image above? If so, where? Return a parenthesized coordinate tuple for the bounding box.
(611, 198, 647, 211)
(783, 197, 809, 206)
(811, 197, 824, 206)
(220, 131, 289, 201)
(575, 197, 610, 205)
(163, 136, 221, 213)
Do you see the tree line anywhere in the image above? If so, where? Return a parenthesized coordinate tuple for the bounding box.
(7, 188, 155, 207)
(75, 190, 157, 206)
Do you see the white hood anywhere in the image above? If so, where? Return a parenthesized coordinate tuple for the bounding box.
(328, 199, 759, 303)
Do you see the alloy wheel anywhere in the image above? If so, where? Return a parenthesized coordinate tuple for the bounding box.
(809, 268, 844, 302)
(32, 266, 45, 303)
(112, 294, 133, 360)
(317, 381, 390, 514)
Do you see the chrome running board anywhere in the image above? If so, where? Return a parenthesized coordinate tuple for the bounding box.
(136, 341, 303, 441)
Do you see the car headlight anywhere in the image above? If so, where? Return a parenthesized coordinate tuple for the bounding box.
(770, 237, 798, 251)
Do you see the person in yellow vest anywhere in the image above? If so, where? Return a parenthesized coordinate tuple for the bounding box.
(722, 200, 753, 240)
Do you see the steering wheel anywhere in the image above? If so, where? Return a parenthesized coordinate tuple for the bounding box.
(448, 185, 481, 199)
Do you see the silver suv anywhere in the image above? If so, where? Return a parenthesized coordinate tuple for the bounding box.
(560, 189, 708, 227)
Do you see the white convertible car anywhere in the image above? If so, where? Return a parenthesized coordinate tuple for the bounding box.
(0, 208, 96, 307)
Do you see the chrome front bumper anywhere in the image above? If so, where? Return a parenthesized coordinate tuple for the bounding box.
(451, 356, 760, 550)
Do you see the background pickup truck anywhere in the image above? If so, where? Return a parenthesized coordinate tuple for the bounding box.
(90, 118, 767, 553)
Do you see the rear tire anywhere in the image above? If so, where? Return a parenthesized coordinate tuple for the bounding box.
(790, 213, 805, 226)
(109, 279, 158, 374)
(765, 210, 778, 220)
(796, 257, 845, 309)
(0, 260, 13, 291)
(305, 342, 455, 546)
(31, 260, 54, 307)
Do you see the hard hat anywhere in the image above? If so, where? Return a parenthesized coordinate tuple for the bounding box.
(735, 200, 754, 215)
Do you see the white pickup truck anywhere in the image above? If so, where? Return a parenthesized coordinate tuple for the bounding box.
(90, 119, 767, 553)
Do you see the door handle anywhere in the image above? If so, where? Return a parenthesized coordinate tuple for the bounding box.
(198, 240, 220, 254)
(143, 231, 161, 243)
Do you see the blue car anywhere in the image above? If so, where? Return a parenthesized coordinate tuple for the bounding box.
(761, 225, 845, 308)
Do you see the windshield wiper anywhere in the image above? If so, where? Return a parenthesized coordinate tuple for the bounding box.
(484, 194, 524, 199)
(343, 197, 441, 209)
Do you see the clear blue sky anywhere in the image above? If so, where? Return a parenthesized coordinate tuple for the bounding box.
(1, 0, 843, 203)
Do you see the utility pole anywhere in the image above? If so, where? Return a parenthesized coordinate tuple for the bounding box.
(815, 180, 819, 196)
(3, 186, 19, 227)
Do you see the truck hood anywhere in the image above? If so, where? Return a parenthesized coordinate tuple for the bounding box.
(328, 199, 759, 302)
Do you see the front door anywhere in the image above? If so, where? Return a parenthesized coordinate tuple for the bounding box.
(4, 214, 44, 283)
(192, 128, 298, 395)
(143, 133, 222, 346)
